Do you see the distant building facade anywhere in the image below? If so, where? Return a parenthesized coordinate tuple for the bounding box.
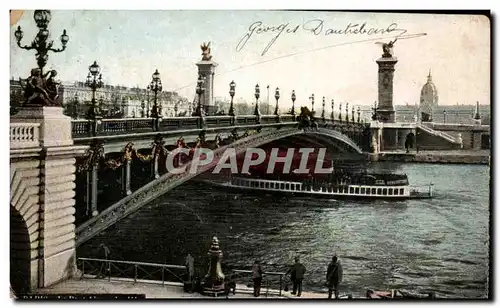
(10, 78, 190, 118)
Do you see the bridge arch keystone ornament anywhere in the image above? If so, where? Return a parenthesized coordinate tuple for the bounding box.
(75, 126, 362, 246)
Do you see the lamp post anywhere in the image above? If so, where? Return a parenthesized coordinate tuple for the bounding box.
(291, 90, 296, 118)
(357, 106, 361, 123)
(195, 74, 206, 128)
(85, 61, 103, 135)
(174, 101, 179, 117)
(339, 102, 342, 122)
(274, 87, 280, 116)
(229, 80, 236, 118)
(372, 101, 378, 121)
(254, 84, 261, 123)
(351, 106, 355, 123)
(310, 94, 315, 112)
(141, 101, 145, 117)
(72, 93, 79, 119)
(443, 109, 447, 123)
(14, 10, 69, 80)
(330, 99, 334, 121)
(321, 96, 326, 122)
(146, 85, 151, 117)
(149, 69, 163, 131)
(345, 102, 349, 122)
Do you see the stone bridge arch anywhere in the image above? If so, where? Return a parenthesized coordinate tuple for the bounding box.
(76, 127, 363, 246)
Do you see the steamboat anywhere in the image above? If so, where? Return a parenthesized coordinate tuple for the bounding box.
(203, 170, 433, 200)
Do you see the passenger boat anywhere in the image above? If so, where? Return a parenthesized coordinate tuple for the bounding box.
(203, 172, 433, 200)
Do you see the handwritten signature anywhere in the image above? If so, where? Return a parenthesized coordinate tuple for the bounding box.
(236, 19, 408, 56)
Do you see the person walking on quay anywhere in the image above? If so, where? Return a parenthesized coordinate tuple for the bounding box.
(287, 256, 306, 297)
(326, 254, 343, 299)
(185, 253, 195, 283)
(252, 260, 263, 297)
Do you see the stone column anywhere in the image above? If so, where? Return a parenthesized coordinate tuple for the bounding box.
(196, 60, 218, 116)
(153, 154, 160, 179)
(90, 164, 99, 216)
(122, 159, 132, 196)
(376, 56, 398, 123)
(11, 107, 87, 290)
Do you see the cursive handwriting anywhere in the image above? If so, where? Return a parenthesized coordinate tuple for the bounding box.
(236, 19, 408, 56)
(236, 21, 300, 56)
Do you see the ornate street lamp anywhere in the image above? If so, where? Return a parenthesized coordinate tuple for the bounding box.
(254, 84, 261, 117)
(321, 96, 326, 121)
(351, 106, 355, 123)
(309, 94, 315, 112)
(146, 85, 151, 117)
(339, 102, 342, 122)
(149, 69, 163, 131)
(372, 101, 378, 121)
(228, 80, 236, 117)
(443, 109, 447, 123)
(72, 93, 79, 119)
(14, 10, 69, 77)
(174, 101, 179, 117)
(85, 61, 103, 122)
(291, 90, 296, 117)
(331, 99, 334, 120)
(274, 87, 280, 116)
(357, 106, 361, 123)
(345, 102, 349, 122)
(141, 101, 145, 117)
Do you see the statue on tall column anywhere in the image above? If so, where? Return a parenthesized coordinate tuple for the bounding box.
(201, 42, 212, 61)
(377, 38, 398, 58)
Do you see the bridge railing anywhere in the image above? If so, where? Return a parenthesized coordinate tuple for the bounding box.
(71, 115, 303, 138)
(77, 257, 187, 285)
(230, 269, 287, 297)
(10, 122, 41, 149)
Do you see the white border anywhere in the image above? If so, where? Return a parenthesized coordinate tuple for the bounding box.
(3, 1, 497, 308)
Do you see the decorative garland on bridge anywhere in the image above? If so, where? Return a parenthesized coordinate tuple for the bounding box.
(76, 130, 258, 172)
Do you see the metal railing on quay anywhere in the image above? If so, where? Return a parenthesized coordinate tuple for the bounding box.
(77, 257, 187, 286)
(231, 269, 287, 297)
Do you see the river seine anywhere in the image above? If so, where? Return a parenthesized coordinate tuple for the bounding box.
(78, 162, 490, 298)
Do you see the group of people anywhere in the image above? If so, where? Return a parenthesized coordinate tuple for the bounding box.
(251, 255, 343, 299)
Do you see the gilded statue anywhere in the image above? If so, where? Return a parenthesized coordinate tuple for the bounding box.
(377, 38, 398, 58)
(201, 42, 212, 61)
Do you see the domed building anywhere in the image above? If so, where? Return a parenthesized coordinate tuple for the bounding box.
(419, 70, 438, 120)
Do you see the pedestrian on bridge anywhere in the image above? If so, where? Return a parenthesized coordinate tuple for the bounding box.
(326, 254, 343, 299)
(252, 260, 263, 297)
(287, 256, 306, 297)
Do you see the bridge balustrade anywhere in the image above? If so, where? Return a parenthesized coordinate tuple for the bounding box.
(205, 115, 232, 128)
(72, 120, 91, 138)
(236, 115, 258, 126)
(10, 122, 41, 149)
(160, 117, 199, 130)
(260, 115, 280, 124)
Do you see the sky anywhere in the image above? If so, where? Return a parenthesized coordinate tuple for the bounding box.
(9, 10, 490, 110)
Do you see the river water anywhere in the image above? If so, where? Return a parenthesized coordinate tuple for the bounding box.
(78, 162, 490, 298)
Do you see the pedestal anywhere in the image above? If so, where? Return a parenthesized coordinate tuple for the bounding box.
(11, 106, 87, 289)
(11, 107, 73, 147)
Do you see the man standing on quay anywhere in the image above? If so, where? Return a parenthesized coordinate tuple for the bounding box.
(288, 256, 306, 297)
(326, 254, 343, 299)
(252, 260, 263, 297)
